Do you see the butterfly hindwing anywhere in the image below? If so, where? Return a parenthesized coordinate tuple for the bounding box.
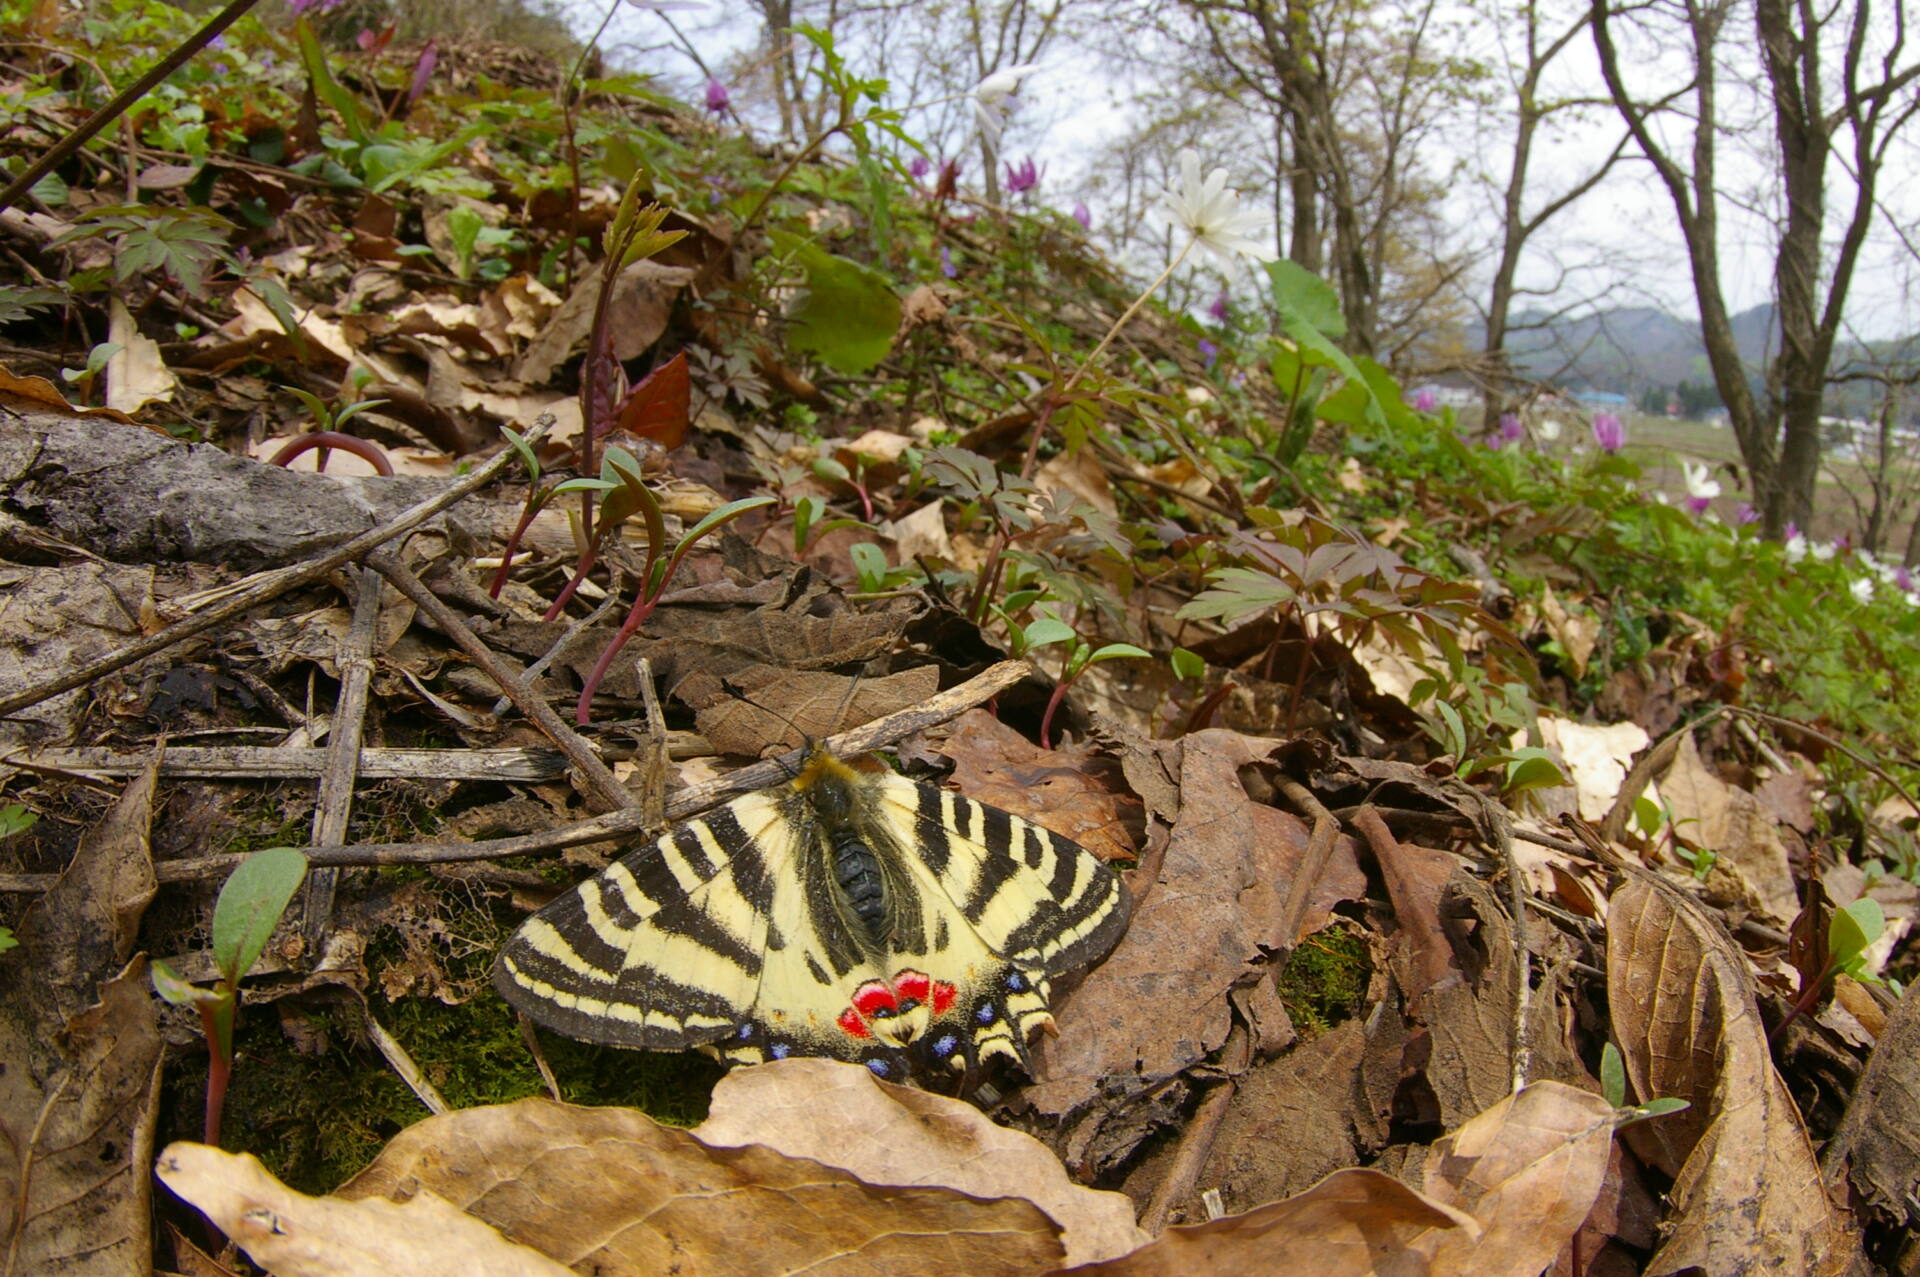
(494, 744, 1131, 1081)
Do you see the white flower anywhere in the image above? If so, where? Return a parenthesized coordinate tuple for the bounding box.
(1164, 149, 1273, 263)
(1785, 533, 1809, 563)
(971, 64, 1041, 155)
(1852, 577, 1874, 603)
(1538, 417, 1563, 442)
(1681, 461, 1721, 500)
(1814, 540, 1836, 562)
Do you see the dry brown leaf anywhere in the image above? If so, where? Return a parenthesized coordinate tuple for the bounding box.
(0, 756, 164, 1274)
(1032, 731, 1367, 1127)
(1067, 1168, 1477, 1276)
(1823, 976, 1920, 1230)
(695, 1059, 1148, 1266)
(338, 1096, 1065, 1275)
(684, 664, 938, 756)
(1193, 1020, 1368, 1215)
(1414, 1081, 1615, 1271)
(0, 364, 145, 425)
(1535, 716, 1649, 822)
(881, 500, 953, 562)
(514, 259, 694, 386)
(1537, 586, 1598, 680)
(105, 296, 177, 414)
(939, 709, 1138, 864)
(1607, 872, 1858, 1273)
(1657, 733, 1797, 923)
(155, 1143, 572, 1277)
(1035, 447, 1118, 519)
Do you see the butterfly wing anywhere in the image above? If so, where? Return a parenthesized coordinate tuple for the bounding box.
(863, 771, 1131, 1072)
(493, 792, 788, 1050)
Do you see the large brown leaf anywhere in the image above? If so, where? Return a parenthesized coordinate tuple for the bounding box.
(338, 1095, 1065, 1275)
(694, 1059, 1148, 1267)
(1607, 872, 1858, 1272)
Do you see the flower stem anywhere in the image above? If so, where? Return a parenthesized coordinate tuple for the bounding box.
(1064, 238, 1194, 394)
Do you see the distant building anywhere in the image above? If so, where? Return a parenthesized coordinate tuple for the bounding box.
(1572, 390, 1630, 407)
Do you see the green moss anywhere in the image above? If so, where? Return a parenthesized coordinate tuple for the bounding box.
(1276, 924, 1370, 1037)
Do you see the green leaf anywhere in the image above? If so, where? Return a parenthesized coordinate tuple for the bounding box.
(678, 495, 776, 549)
(1087, 643, 1151, 664)
(447, 204, 485, 278)
(769, 231, 901, 374)
(1502, 748, 1567, 794)
(150, 958, 223, 1007)
(0, 286, 69, 326)
(294, 18, 372, 147)
(251, 276, 308, 358)
(1632, 795, 1665, 838)
(0, 926, 15, 957)
(501, 425, 540, 481)
(1176, 567, 1296, 624)
(1170, 647, 1206, 681)
(1831, 897, 1885, 968)
(210, 847, 309, 986)
(1637, 1097, 1691, 1117)
(1266, 260, 1347, 337)
(848, 541, 888, 592)
(1600, 1042, 1626, 1108)
(1023, 617, 1076, 650)
(0, 804, 37, 838)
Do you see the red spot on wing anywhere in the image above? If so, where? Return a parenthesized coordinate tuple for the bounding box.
(836, 1008, 872, 1039)
(851, 980, 899, 1017)
(893, 970, 931, 1004)
(931, 980, 957, 1015)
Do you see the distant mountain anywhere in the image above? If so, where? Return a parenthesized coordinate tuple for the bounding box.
(1481, 304, 1778, 396)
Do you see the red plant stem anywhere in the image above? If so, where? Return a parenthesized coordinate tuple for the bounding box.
(1768, 963, 1836, 1044)
(198, 1004, 229, 1147)
(267, 431, 395, 476)
(491, 500, 545, 598)
(541, 544, 600, 621)
(1038, 679, 1068, 750)
(574, 594, 660, 723)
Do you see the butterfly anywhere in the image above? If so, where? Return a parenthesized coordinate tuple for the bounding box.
(493, 741, 1130, 1081)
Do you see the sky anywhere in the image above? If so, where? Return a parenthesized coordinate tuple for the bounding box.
(595, 0, 1920, 344)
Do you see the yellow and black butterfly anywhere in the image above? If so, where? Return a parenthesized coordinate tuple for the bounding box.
(493, 741, 1130, 1082)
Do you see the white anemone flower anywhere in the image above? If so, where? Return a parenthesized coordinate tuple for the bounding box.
(1681, 461, 1722, 500)
(1537, 417, 1564, 442)
(1164, 150, 1273, 263)
(971, 63, 1041, 155)
(1851, 577, 1874, 604)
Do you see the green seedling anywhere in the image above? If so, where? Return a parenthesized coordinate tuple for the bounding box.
(151, 847, 308, 1147)
(1027, 620, 1150, 748)
(847, 542, 919, 594)
(0, 804, 34, 957)
(60, 341, 122, 404)
(489, 424, 620, 599)
(1772, 896, 1888, 1043)
(1599, 1041, 1691, 1126)
(791, 493, 868, 557)
(813, 453, 879, 522)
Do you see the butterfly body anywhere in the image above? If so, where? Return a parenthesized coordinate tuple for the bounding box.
(494, 744, 1130, 1081)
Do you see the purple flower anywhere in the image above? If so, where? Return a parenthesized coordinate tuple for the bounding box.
(1736, 503, 1759, 525)
(1497, 412, 1524, 445)
(1895, 565, 1914, 593)
(1684, 496, 1712, 516)
(1197, 338, 1219, 369)
(286, 0, 343, 14)
(406, 38, 438, 107)
(1072, 201, 1091, 229)
(1784, 520, 1799, 541)
(208, 33, 228, 49)
(908, 155, 932, 180)
(1003, 156, 1042, 195)
(705, 77, 731, 115)
(1413, 387, 1437, 413)
(940, 244, 956, 279)
(1208, 289, 1229, 324)
(1591, 412, 1626, 453)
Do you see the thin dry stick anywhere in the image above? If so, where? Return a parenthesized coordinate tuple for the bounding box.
(488, 590, 618, 718)
(1140, 1022, 1251, 1235)
(0, 660, 1036, 894)
(300, 566, 383, 950)
(0, 416, 552, 721)
(364, 1010, 451, 1116)
(365, 548, 633, 814)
